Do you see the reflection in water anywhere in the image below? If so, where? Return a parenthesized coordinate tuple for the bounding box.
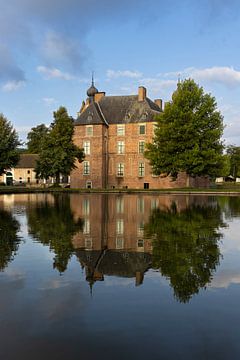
(0, 208, 20, 271)
(27, 194, 83, 273)
(70, 194, 226, 301)
(0, 194, 228, 301)
(145, 201, 226, 302)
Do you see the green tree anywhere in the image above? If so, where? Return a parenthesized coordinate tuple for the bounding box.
(0, 208, 21, 271)
(0, 114, 20, 175)
(145, 199, 225, 302)
(226, 145, 240, 178)
(145, 79, 224, 180)
(35, 107, 84, 184)
(27, 194, 83, 273)
(26, 124, 49, 153)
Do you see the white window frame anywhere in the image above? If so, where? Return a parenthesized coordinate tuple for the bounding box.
(86, 125, 93, 136)
(116, 197, 124, 214)
(83, 219, 90, 234)
(138, 162, 145, 177)
(83, 161, 90, 175)
(138, 140, 145, 154)
(116, 237, 124, 249)
(116, 219, 124, 235)
(117, 124, 125, 136)
(117, 141, 125, 154)
(117, 163, 124, 177)
(83, 141, 90, 155)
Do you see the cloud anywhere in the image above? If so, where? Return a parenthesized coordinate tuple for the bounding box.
(2, 80, 26, 92)
(42, 97, 57, 106)
(37, 66, 75, 80)
(107, 70, 143, 79)
(166, 66, 240, 88)
(0, 44, 25, 84)
(42, 31, 86, 71)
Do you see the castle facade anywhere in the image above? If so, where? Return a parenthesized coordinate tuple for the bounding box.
(71, 83, 208, 189)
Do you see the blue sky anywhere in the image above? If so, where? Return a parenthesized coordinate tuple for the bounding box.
(1, 0, 240, 145)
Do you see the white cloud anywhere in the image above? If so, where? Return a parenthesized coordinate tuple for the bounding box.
(2, 80, 25, 92)
(139, 78, 177, 95)
(37, 65, 74, 80)
(164, 66, 240, 88)
(107, 69, 143, 79)
(42, 97, 57, 106)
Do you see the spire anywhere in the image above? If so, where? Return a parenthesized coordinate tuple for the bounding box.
(87, 72, 98, 99)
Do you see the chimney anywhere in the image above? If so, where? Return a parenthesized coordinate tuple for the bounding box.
(94, 92, 105, 102)
(138, 86, 147, 102)
(154, 99, 163, 111)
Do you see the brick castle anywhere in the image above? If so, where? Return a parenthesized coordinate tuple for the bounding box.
(71, 81, 209, 189)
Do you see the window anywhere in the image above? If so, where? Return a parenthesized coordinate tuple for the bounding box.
(137, 222, 144, 236)
(83, 141, 90, 155)
(86, 181, 92, 189)
(137, 239, 144, 248)
(137, 197, 145, 213)
(139, 124, 146, 135)
(117, 163, 124, 177)
(116, 219, 124, 235)
(138, 162, 145, 177)
(85, 238, 92, 249)
(117, 141, 125, 154)
(116, 197, 124, 213)
(83, 161, 90, 175)
(151, 199, 159, 210)
(117, 124, 125, 136)
(87, 114, 93, 122)
(27, 170, 30, 174)
(116, 237, 124, 249)
(86, 125, 93, 136)
(83, 219, 90, 234)
(83, 198, 90, 215)
(139, 141, 145, 154)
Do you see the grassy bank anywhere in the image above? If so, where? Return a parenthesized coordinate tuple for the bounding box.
(0, 183, 240, 195)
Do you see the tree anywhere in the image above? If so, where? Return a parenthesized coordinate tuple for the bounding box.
(145, 199, 225, 302)
(0, 114, 20, 175)
(35, 107, 84, 184)
(26, 124, 49, 153)
(0, 208, 21, 271)
(145, 79, 224, 180)
(226, 145, 240, 178)
(27, 194, 83, 273)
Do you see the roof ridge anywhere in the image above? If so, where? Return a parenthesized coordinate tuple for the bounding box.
(96, 102, 109, 126)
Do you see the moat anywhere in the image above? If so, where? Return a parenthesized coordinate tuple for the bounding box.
(1, 193, 240, 359)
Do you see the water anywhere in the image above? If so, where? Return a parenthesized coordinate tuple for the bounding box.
(0, 193, 240, 359)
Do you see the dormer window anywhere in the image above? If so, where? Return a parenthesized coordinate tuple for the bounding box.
(87, 114, 93, 122)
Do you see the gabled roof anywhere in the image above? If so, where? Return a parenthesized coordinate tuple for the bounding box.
(15, 154, 39, 168)
(75, 94, 162, 126)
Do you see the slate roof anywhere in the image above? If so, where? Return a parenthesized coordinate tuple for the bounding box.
(75, 249, 152, 278)
(75, 94, 162, 126)
(15, 154, 39, 168)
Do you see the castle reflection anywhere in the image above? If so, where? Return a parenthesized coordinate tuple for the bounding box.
(0, 193, 226, 303)
(70, 194, 225, 300)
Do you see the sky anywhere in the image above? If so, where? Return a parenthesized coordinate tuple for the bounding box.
(1, 0, 240, 145)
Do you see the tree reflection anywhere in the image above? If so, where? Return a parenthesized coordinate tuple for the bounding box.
(0, 209, 20, 271)
(145, 201, 225, 303)
(27, 195, 83, 273)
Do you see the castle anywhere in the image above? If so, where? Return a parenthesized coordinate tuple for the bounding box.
(71, 81, 209, 189)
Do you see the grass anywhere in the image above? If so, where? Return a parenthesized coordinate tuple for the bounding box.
(1, 183, 240, 195)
